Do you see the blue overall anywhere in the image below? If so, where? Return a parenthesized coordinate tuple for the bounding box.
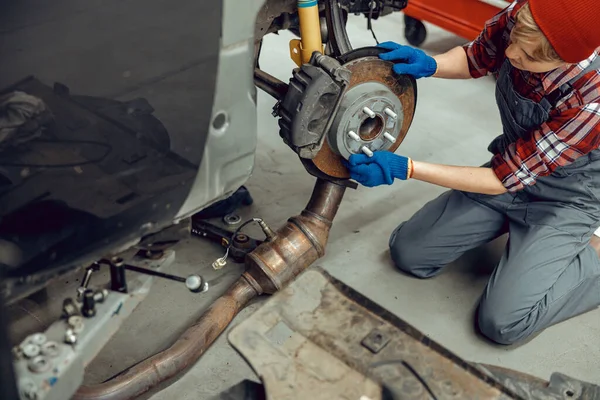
(389, 58, 600, 344)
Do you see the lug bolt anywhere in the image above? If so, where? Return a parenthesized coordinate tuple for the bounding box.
(361, 147, 374, 157)
(383, 132, 396, 143)
(362, 107, 376, 118)
(384, 107, 397, 119)
(347, 130, 361, 141)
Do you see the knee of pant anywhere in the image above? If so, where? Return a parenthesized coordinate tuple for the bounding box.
(477, 303, 525, 345)
(389, 225, 432, 279)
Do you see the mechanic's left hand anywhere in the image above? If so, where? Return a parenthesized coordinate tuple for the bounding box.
(344, 151, 412, 187)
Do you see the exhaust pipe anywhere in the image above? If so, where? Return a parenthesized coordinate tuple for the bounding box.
(74, 178, 346, 400)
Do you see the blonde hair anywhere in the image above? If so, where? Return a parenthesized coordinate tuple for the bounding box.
(511, 3, 562, 62)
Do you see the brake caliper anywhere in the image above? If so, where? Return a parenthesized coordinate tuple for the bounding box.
(275, 52, 350, 159)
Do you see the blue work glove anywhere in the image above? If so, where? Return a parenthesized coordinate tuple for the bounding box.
(344, 151, 413, 187)
(377, 41, 437, 79)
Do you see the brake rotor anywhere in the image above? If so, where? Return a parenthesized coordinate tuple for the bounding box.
(310, 50, 417, 179)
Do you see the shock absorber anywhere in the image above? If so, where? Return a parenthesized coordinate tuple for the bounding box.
(291, 0, 324, 65)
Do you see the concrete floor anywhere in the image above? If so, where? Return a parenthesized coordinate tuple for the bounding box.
(82, 12, 600, 400)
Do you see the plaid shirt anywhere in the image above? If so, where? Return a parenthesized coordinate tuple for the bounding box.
(463, 0, 600, 192)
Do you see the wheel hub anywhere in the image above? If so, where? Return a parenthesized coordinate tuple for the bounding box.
(327, 80, 404, 160)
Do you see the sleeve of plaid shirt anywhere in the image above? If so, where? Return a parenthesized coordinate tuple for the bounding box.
(492, 104, 600, 192)
(462, 1, 522, 78)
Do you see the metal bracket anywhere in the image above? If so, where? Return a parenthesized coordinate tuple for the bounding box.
(12, 251, 176, 400)
(289, 39, 303, 67)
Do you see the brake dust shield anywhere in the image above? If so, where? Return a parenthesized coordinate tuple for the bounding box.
(310, 52, 417, 179)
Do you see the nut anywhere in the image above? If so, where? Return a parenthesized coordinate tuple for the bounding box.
(41, 341, 61, 358)
(223, 213, 242, 226)
(68, 316, 85, 333)
(28, 355, 50, 373)
(21, 343, 40, 359)
(29, 333, 47, 346)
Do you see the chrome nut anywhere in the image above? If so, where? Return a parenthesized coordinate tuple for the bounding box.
(68, 315, 85, 334)
(28, 355, 51, 373)
(41, 341, 61, 358)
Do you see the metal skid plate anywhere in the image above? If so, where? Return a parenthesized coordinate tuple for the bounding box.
(228, 267, 599, 400)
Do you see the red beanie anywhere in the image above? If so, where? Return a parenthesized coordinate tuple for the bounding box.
(529, 0, 600, 63)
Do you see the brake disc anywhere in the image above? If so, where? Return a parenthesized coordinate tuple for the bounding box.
(311, 48, 417, 179)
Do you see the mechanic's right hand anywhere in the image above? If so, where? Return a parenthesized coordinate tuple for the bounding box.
(377, 41, 437, 79)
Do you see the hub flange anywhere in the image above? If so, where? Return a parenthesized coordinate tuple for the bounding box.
(327, 80, 404, 160)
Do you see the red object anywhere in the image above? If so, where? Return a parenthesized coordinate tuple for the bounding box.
(529, 0, 600, 63)
(404, 0, 508, 41)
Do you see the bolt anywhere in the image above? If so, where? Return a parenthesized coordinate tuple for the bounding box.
(361, 147, 374, 157)
(64, 329, 77, 345)
(62, 298, 79, 318)
(93, 289, 109, 303)
(383, 132, 396, 143)
(347, 130, 361, 141)
(384, 107, 397, 119)
(362, 107, 376, 118)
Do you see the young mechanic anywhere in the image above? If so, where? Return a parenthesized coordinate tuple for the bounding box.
(345, 0, 600, 344)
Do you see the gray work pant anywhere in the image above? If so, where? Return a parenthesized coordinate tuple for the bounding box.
(389, 189, 600, 345)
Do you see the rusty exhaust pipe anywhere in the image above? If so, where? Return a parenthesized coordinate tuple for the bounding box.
(74, 178, 346, 400)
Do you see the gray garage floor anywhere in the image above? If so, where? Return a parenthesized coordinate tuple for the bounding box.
(9, 8, 598, 399)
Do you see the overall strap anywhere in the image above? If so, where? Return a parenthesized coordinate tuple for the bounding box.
(540, 55, 600, 110)
(568, 55, 600, 86)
